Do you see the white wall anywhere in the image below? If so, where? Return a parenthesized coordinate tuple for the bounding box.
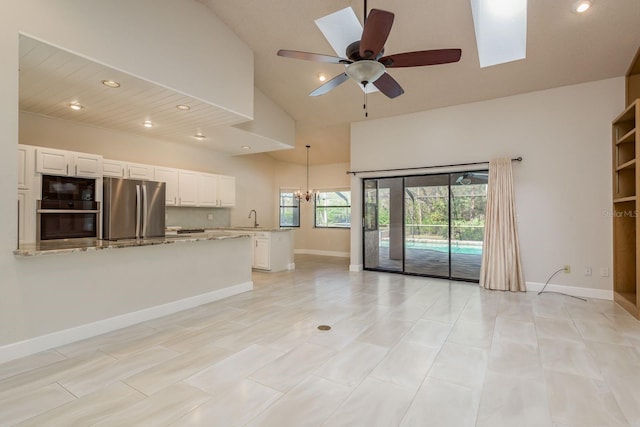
(0, 0, 255, 348)
(351, 78, 625, 295)
(274, 161, 351, 257)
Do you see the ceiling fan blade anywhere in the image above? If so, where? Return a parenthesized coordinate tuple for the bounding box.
(277, 49, 351, 64)
(309, 72, 350, 96)
(373, 73, 404, 99)
(315, 7, 363, 58)
(359, 9, 394, 59)
(380, 49, 462, 68)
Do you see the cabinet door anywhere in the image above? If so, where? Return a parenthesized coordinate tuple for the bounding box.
(198, 173, 219, 207)
(254, 237, 271, 270)
(178, 170, 198, 206)
(154, 167, 179, 206)
(126, 162, 154, 180)
(103, 159, 126, 178)
(18, 145, 34, 189)
(73, 153, 103, 178)
(36, 147, 71, 176)
(218, 175, 236, 207)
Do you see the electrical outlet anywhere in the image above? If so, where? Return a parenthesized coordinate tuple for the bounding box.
(600, 267, 609, 277)
(585, 267, 592, 276)
(564, 265, 571, 274)
(207, 213, 214, 221)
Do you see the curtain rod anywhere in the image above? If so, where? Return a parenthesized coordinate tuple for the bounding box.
(345, 157, 523, 176)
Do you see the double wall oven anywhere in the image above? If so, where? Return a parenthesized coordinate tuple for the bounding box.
(37, 175, 100, 241)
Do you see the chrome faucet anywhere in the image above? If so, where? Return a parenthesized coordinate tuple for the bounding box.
(248, 209, 259, 228)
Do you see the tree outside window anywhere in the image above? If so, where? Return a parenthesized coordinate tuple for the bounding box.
(315, 190, 350, 228)
(279, 189, 300, 227)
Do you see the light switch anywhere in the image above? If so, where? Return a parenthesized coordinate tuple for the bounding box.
(600, 267, 609, 277)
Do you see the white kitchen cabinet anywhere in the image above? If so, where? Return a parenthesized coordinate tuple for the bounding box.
(74, 152, 103, 177)
(248, 230, 294, 272)
(218, 175, 236, 207)
(35, 147, 72, 176)
(178, 170, 198, 206)
(103, 159, 126, 178)
(197, 173, 218, 207)
(18, 144, 34, 190)
(154, 167, 179, 206)
(17, 189, 35, 244)
(253, 233, 271, 270)
(35, 147, 102, 178)
(126, 162, 154, 180)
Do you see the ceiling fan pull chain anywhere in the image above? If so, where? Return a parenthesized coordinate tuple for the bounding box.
(363, 84, 368, 117)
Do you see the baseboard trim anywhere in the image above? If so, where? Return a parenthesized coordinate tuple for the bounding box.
(525, 281, 613, 300)
(349, 264, 363, 272)
(0, 281, 253, 364)
(294, 249, 350, 258)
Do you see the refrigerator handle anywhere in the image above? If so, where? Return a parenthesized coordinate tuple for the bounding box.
(142, 184, 148, 237)
(135, 184, 141, 238)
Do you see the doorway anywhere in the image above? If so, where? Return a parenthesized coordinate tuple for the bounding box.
(363, 171, 488, 282)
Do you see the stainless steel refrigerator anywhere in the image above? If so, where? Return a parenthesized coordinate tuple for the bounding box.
(103, 177, 166, 240)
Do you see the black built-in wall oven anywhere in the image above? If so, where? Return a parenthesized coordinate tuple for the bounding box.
(37, 175, 100, 240)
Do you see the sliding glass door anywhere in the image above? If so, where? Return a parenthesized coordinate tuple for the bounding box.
(363, 171, 487, 282)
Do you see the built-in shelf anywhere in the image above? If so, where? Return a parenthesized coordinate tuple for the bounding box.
(614, 196, 637, 203)
(617, 129, 636, 145)
(612, 93, 639, 318)
(617, 159, 637, 171)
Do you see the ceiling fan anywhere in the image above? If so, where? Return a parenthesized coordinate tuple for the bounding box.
(277, 2, 462, 101)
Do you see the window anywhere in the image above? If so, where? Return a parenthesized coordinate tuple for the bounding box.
(279, 189, 300, 227)
(315, 190, 351, 228)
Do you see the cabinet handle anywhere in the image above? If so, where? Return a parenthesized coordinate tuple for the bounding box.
(75, 165, 78, 175)
(174, 197, 177, 205)
(66, 164, 69, 175)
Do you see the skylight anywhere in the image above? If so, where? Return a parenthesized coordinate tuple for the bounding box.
(470, 0, 527, 68)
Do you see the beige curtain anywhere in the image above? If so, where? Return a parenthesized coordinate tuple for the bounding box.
(480, 157, 525, 291)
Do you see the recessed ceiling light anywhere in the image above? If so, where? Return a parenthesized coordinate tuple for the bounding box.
(68, 102, 83, 111)
(101, 79, 120, 88)
(574, 0, 592, 13)
(143, 120, 154, 128)
(193, 133, 207, 141)
(176, 104, 191, 111)
(318, 74, 327, 82)
(242, 145, 251, 150)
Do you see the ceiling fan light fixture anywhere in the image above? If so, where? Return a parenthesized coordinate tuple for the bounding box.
(574, 0, 592, 13)
(318, 73, 327, 82)
(345, 60, 385, 85)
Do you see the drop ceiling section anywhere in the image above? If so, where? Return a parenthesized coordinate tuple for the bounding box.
(18, 36, 260, 153)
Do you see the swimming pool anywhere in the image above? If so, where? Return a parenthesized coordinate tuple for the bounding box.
(380, 240, 483, 256)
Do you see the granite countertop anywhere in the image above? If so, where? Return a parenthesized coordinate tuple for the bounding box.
(14, 231, 251, 257)
(211, 227, 294, 232)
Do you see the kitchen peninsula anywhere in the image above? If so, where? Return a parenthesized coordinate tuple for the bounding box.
(9, 231, 253, 362)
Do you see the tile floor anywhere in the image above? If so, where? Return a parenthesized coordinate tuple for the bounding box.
(2, 255, 640, 426)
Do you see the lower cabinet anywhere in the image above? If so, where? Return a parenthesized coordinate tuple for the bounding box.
(253, 233, 271, 270)
(251, 231, 294, 272)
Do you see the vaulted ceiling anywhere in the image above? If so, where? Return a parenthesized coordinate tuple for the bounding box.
(198, 0, 640, 165)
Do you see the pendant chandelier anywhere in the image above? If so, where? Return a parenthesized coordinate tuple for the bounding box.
(296, 145, 314, 202)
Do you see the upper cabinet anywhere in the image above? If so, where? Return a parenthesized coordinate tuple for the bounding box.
(218, 175, 236, 207)
(35, 147, 102, 178)
(197, 174, 218, 207)
(126, 162, 154, 180)
(198, 173, 235, 207)
(103, 159, 126, 178)
(178, 170, 198, 207)
(154, 167, 179, 206)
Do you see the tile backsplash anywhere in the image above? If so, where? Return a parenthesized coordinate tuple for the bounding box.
(166, 207, 230, 229)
